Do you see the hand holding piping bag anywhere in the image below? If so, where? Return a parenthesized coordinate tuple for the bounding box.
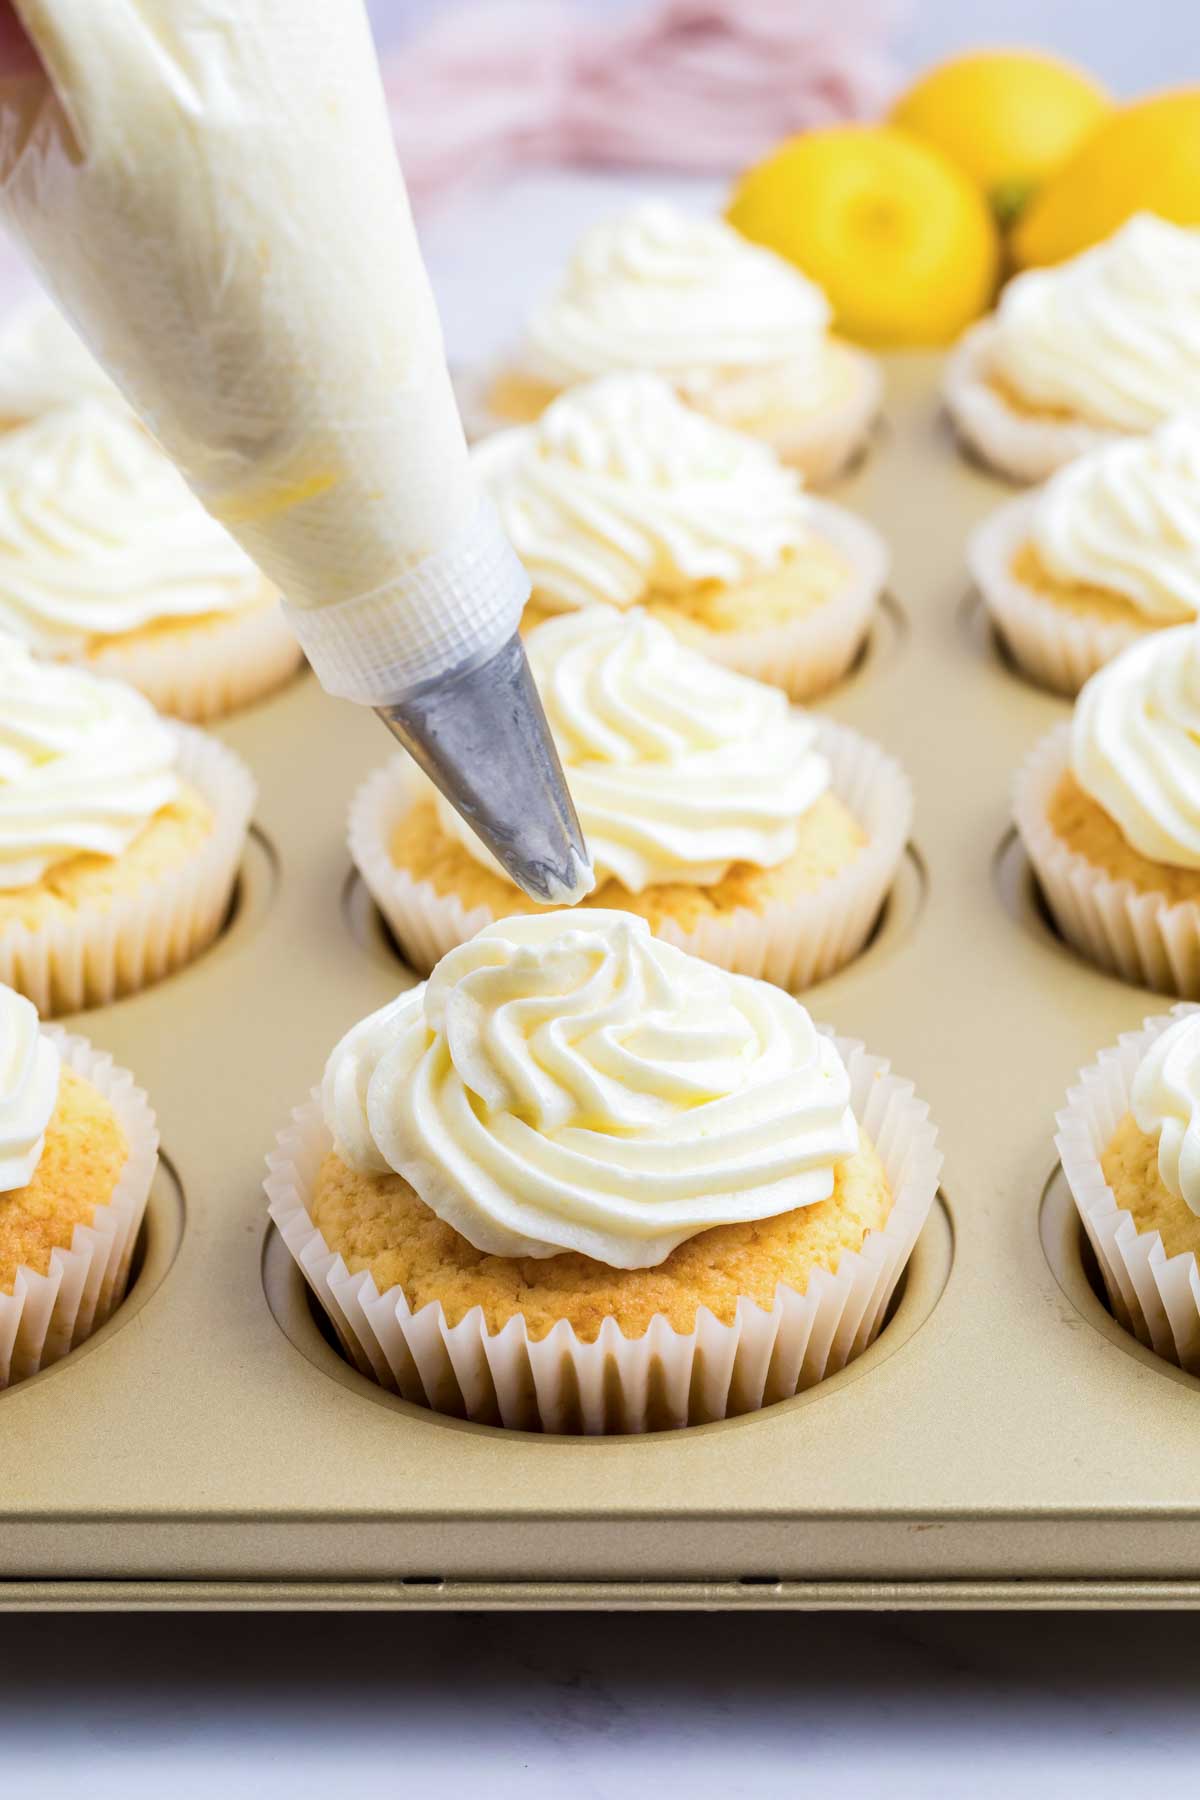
(0, 0, 592, 905)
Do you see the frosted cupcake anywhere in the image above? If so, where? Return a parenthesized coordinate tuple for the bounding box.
(971, 419, 1200, 695)
(1015, 624, 1200, 994)
(0, 981, 158, 1388)
(0, 400, 302, 720)
(945, 215, 1200, 483)
(476, 373, 888, 699)
(352, 605, 911, 988)
(0, 298, 121, 426)
(266, 910, 941, 1432)
(478, 202, 881, 483)
(0, 640, 254, 1014)
(1058, 1005, 1200, 1374)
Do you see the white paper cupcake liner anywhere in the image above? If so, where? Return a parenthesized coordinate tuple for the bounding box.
(1056, 1004, 1200, 1372)
(456, 350, 881, 487)
(84, 595, 304, 722)
(1014, 722, 1200, 996)
(0, 723, 256, 1016)
(943, 319, 1121, 484)
(666, 498, 888, 701)
(0, 1027, 159, 1388)
(350, 717, 913, 988)
(265, 1031, 942, 1434)
(969, 492, 1148, 695)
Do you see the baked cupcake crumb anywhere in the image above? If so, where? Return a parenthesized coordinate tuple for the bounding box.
(0, 1065, 128, 1294)
(1102, 1110, 1200, 1264)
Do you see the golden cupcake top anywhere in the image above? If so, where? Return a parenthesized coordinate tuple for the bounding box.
(990, 215, 1200, 431)
(0, 983, 58, 1194)
(322, 909, 858, 1270)
(431, 604, 831, 893)
(0, 399, 267, 655)
(1070, 623, 1200, 869)
(0, 637, 179, 890)
(472, 372, 812, 614)
(1029, 418, 1200, 621)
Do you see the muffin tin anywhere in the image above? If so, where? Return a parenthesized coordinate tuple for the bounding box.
(6, 353, 1199, 1613)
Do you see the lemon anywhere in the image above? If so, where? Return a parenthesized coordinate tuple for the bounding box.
(891, 50, 1110, 226)
(1013, 89, 1200, 266)
(727, 125, 999, 348)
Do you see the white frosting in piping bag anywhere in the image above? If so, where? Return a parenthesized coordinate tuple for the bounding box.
(322, 910, 859, 1268)
(1030, 419, 1200, 622)
(0, 636, 179, 889)
(473, 373, 812, 614)
(1071, 624, 1200, 869)
(434, 606, 830, 893)
(0, 0, 527, 701)
(0, 983, 59, 1193)
(0, 400, 266, 653)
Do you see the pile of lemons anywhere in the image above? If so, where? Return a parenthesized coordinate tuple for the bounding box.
(727, 53, 1200, 347)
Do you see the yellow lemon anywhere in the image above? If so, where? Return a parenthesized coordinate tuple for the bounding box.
(891, 50, 1110, 226)
(727, 125, 999, 348)
(1013, 89, 1200, 266)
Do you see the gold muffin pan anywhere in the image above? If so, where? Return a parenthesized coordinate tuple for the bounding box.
(5, 354, 1197, 1614)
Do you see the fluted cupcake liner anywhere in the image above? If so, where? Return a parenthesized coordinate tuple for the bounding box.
(455, 352, 881, 488)
(943, 320, 1118, 484)
(969, 493, 1148, 696)
(1014, 723, 1200, 997)
(0, 724, 256, 1016)
(265, 1032, 942, 1434)
(349, 718, 912, 988)
(1056, 1004, 1200, 1372)
(0, 1028, 159, 1389)
(85, 595, 304, 723)
(669, 499, 888, 702)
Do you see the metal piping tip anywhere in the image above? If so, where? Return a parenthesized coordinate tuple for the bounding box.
(374, 629, 594, 907)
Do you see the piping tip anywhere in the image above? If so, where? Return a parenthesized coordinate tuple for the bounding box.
(374, 629, 593, 906)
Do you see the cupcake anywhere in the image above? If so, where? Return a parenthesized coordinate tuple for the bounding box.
(0, 400, 302, 720)
(475, 372, 888, 699)
(351, 605, 911, 988)
(970, 419, 1200, 695)
(0, 639, 254, 1015)
(266, 910, 941, 1432)
(1015, 623, 1200, 994)
(1057, 1005, 1200, 1374)
(0, 297, 122, 427)
(477, 201, 881, 483)
(945, 215, 1200, 483)
(0, 982, 158, 1388)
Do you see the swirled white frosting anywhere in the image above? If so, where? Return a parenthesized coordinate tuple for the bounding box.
(473, 373, 811, 613)
(991, 215, 1200, 431)
(0, 985, 59, 1194)
(1071, 623, 1200, 868)
(0, 400, 267, 655)
(322, 909, 859, 1267)
(523, 201, 832, 401)
(0, 298, 121, 421)
(1030, 419, 1200, 620)
(1132, 1011, 1200, 1217)
(0, 637, 180, 889)
(434, 606, 829, 893)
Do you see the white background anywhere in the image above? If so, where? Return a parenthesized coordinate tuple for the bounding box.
(7, 4, 1200, 1796)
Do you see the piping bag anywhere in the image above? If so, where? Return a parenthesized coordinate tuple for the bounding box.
(0, 0, 592, 906)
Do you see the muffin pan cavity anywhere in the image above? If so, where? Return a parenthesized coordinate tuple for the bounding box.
(260, 1191, 954, 1438)
(2, 1150, 185, 1404)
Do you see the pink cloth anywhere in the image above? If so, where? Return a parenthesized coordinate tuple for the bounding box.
(382, 0, 901, 207)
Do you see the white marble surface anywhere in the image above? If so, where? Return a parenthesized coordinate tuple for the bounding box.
(5, 1609, 1200, 1795)
(6, 7, 1200, 1795)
